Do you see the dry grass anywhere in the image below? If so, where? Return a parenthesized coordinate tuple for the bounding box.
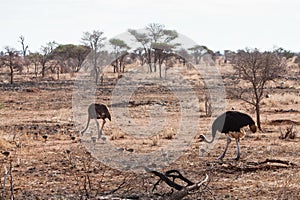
(0, 137, 14, 151)
(151, 135, 160, 146)
(110, 130, 125, 140)
(0, 63, 299, 199)
(161, 127, 175, 140)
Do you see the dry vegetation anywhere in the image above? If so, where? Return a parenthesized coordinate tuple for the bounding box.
(0, 60, 299, 199)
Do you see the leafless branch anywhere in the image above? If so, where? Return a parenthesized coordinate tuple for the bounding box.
(145, 168, 210, 199)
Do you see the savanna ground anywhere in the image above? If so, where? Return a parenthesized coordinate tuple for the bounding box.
(0, 61, 299, 199)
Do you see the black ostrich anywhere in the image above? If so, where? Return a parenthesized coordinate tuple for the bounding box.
(81, 103, 111, 138)
(199, 111, 257, 160)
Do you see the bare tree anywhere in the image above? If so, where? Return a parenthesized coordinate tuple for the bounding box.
(19, 35, 29, 57)
(231, 48, 286, 130)
(27, 52, 40, 77)
(39, 41, 57, 77)
(82, 30, 106, 84)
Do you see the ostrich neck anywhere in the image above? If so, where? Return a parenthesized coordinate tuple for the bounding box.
(202, 131, 215, 143)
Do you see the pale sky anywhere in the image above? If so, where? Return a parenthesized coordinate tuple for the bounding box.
(1, 0, 299, 53)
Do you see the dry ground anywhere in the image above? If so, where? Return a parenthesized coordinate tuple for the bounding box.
(0, 63, 299, 199)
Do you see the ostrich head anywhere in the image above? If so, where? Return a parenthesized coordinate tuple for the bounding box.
(249, 124, 257, 133)
(198, 134, 205, 142)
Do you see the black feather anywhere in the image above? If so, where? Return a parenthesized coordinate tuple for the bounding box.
(213, 111, 255, 133)
(206, 111, 256, 143)
(88, 103, 111, 121)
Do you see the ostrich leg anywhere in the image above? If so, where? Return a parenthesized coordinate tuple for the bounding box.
(98, 119, 106, 138)
(235, 138, 241, 161)
(94, 119, 100, 138)
(218, 137, 232, 160)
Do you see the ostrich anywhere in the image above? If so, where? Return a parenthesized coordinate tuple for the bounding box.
(199, 111, 257, 161)
(81, 103, 111, 138)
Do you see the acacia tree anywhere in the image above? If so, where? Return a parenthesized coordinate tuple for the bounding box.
(129, 23, 179, 76)
(134, 47, 147, 66)
(231, 48, 286, 130)
(82, 30, 106, 84)
(73, 45, 90, 72)
(188, 45, 211, 64)
(128, 29, 152, 71)
(151, 43, 177, 78)
(109, 38, 130, 73)
(147, 23, 179, 74)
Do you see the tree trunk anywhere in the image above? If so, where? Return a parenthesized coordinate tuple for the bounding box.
(159, 63, 162, 78)
(10, 66, 14, 84)
(147, 49, 152, 72)
(34, 64, 38, 77)
(95, 67, 99, 85)
(57, 67, 60, 80)
(255, 102, 262, 131)
(41, 65, 45, 77)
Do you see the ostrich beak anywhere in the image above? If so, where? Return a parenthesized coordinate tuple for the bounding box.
(250, 124, 257, 133)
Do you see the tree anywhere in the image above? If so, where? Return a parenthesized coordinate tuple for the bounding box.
(146, 23, 179, 74)
(73, 45, 90, 72)
(109, 38, 130, 73)
(133, 47, 147, 66)
(129, 23, 179, 76)
(82, 30, 106, 84)
(188, 45, 211, 64)
(151, 42, 177, 78)
(52, 44, 90, 74)
(273, 47, 295, 60)
(175, 48, 190, 66)
(39, 41, 57, 77)
(27, 52, 40, 77)
(0, 47, 22, 84)
(231, 48, 286, 130)
(19, 35, 29, 57)
(128, 29, 152, 71)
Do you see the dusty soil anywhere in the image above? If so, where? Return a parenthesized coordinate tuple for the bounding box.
(0, 63, 299, 199)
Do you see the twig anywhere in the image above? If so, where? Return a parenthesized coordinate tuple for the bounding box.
(104, 177, 127, 195)
(165, 170, 194, 186)
(167, 174, 209, 200)
(145, 168, 183, 191)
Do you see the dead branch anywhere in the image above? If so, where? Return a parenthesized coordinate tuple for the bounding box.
(165, 170, 194, 186)
(167, 174, 209, 200)
(145, 168, 209, 199)
(255, 158, 297, 166)
(145, 168, 183, 191)
(211, 158, 298, 174)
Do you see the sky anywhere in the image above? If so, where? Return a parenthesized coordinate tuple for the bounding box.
(1, 0, 299, 53)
